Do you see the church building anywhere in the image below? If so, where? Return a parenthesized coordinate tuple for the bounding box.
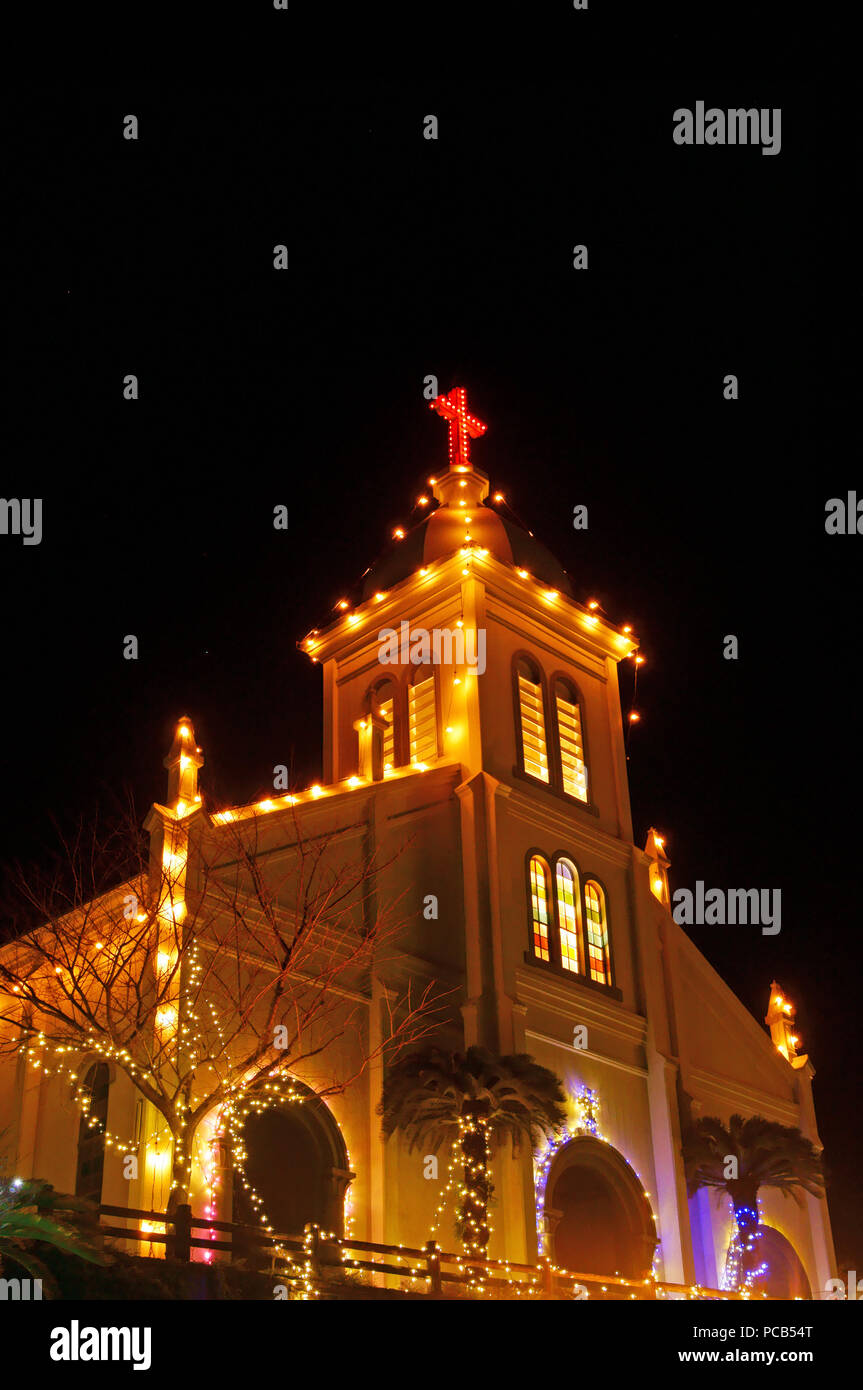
(0, 387, 836, 1299)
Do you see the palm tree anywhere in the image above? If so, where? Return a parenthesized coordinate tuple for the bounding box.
(0, 1178, 109, 1297)
(682, 1114, 825, 1289)
(379, 1046, 567, 1277)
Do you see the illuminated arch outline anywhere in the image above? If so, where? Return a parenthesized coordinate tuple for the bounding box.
(226, 1081, 355, 1240)
(533, 1087, 659, 1275)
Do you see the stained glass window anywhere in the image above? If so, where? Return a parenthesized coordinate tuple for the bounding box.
(556, 859, 582, 973)
(584, 881, 611, 986)
(529, 856, 551, 961)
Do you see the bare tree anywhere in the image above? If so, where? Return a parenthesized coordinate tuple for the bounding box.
(0, 799, 447, 1208)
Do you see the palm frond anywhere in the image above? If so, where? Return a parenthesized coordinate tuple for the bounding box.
(682, 1114, 825, 1206)
(379, 1045, 567, 1153)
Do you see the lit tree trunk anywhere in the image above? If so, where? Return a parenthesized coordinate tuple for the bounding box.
(727, 1178, 760, 1234)
(166, 1097, 194, 1210)
(727, 1178, 762, 1292)
(459, 1099, 491, 1290)
(168, 1148, 189, 1208)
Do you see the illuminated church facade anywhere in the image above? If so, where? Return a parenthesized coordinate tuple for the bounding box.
(0, 388, 836, 1297)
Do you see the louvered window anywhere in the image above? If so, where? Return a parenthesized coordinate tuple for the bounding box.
(556, 688, 588, 802)
(408, 675, 436, 765)
(518, 671, 549, 783)
(377, 696, 394, 771)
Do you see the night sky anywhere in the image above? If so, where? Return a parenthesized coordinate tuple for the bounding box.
(4, 82, 858, 1264)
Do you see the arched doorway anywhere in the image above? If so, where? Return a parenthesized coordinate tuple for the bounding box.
(727, 1225, 812, 1299)
(232, 1090, 353, 1244)
(544, 1136, 657, 1283)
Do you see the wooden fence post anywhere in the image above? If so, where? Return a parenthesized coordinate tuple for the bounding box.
(424, 1239, 442, 1295)
(172, 1203, 192, 1262)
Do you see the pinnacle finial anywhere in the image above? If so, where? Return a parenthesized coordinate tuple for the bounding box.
(765, 982, 806, 1065)
(163, 716, 204, 810)
(644, 828, 670, 903)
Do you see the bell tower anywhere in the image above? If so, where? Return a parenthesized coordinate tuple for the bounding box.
(300, 388, 638, 838)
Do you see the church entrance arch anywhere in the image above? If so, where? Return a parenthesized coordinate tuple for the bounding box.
(544, 1136, 657, 1283)
(232, 1086, 353, 1243)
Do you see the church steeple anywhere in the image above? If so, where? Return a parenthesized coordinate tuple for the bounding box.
(302, 387, 637, 788)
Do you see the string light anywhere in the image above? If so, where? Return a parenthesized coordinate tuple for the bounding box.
(533, 1085, 660, 1301)
(722, 1205, 771, 1297)
(2, 397, 676, 1302)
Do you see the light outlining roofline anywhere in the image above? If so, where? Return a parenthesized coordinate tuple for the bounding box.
(299, 546, 638, 662)
(208, 758, 459, 828)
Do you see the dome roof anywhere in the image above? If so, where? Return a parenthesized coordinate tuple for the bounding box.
(361, 502, 574, 600)
(360, 387, 573, 602)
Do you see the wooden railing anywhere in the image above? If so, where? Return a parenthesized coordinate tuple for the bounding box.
(97, 1204, 761, 1300)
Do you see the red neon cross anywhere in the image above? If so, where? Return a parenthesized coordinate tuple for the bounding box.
(430, 386, 487, 471)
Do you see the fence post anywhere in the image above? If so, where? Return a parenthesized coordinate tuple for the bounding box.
(537, 1255, 555, 1298)
(172, 1203, 192, 1263)
(424, 1239, 442, 1295)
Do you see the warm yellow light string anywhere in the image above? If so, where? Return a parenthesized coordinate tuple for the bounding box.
(219, 1086, 328, 1300)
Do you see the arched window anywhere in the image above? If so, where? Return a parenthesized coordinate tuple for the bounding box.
(553, 677, 588, 803)
(408, 668, 437, 765)
(75, 1062, 110, 1203)
(584, 881, 612, 986)
(555, 858, 582, 974)
(529, 855, 552, 962)
(369, 678, 398, 772)
(515, 657, 549, 784)
(529, 859, 614, 989)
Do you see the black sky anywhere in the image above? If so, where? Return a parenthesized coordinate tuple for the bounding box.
(3, 81, 858, 1262)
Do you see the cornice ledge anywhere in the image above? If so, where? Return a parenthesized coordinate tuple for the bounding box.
(504, 792, 632, 863)
(685, 1064, 799, 1121)
(514, 966, 646, 1040)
